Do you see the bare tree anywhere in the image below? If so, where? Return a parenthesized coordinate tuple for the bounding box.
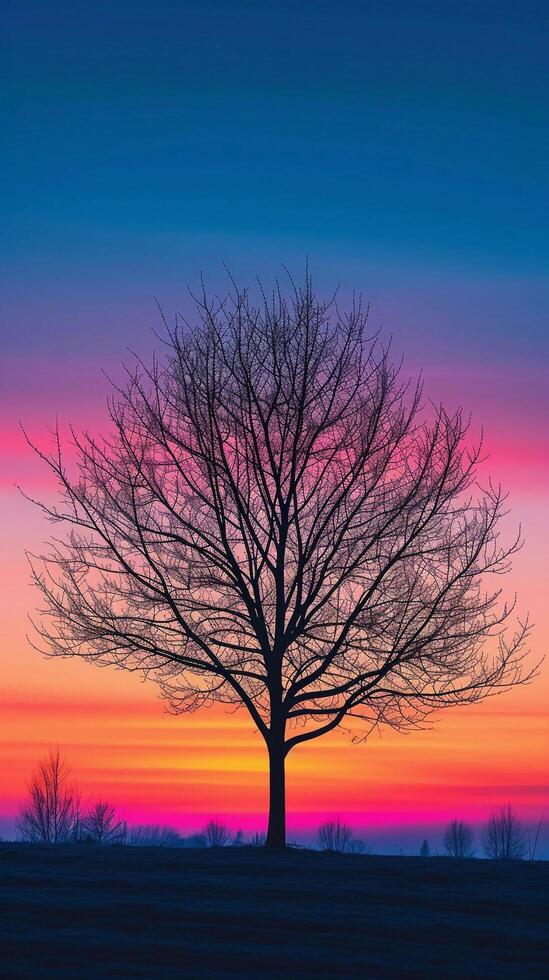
(318, 817, 353, 852)
(83, 801, 127, 844)
(482, 803, 527, 860)
(17, 749, 79, 843)
(26, 273, 533, 847)
(204, 820, 231, 847)
(443, 818, 474, 857)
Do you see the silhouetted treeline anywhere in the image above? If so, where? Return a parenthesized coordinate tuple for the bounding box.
(15, 751, 543, 858)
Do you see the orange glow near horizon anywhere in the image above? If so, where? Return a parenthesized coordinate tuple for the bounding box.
(1, 677, 547, 837)
(1, 365, 548, 847)
(2, 483, 548, 840)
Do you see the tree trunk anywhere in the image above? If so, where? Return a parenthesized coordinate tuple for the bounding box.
(266, 742, 286, 848)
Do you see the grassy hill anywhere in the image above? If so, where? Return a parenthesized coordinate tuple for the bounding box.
(1, 843, 547, 978)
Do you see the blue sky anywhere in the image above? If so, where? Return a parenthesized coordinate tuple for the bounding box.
(2, 1, 548, 361)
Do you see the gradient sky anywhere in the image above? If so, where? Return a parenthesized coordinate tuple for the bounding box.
(1, 1, 548, 851)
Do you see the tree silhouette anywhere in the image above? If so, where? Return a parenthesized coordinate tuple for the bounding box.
(318, 817, 353, 852)
(27, 273, 533, 847)
(83, 801, 127, 844)
(204, 820, 231, 847)
(482, 803, 527, 860)
(17, 749, 79, 843)
(443, 818, 474, 857)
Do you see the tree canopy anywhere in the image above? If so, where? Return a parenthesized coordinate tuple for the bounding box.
(27, 273, 532, 845)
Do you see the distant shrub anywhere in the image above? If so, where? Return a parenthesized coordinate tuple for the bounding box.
(318, 817, 353, 853)
(204, 820, 231, 847)
(419, 839, 430, 857)
(443, 819, 474, 858)
(482, 803, 527, 860)
(128, 824, 182, 847)
(250, 832, 267, 847)
(82, 802, 127, 845)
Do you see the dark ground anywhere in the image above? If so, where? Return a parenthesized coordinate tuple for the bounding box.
(1, 844, 548, 979)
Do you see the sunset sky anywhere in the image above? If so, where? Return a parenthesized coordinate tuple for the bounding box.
(2, 1, 548, 851)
